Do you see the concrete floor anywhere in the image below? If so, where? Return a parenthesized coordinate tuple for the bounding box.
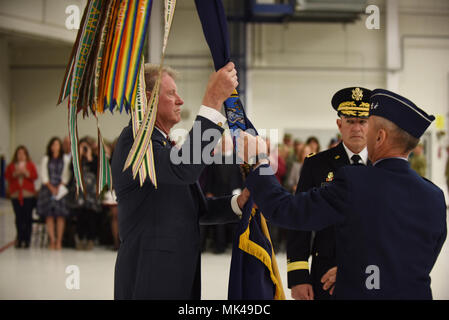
(0, 199, 448, 300)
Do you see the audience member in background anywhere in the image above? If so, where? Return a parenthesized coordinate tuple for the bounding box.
(73, 137, 101, 251)
(275, 144, 288, 184)
(62, 136, 71, 161)
(284, 139, 303, 187)
(445, 146, 449, 194)
(5, 146, 38, 249)
(410, 143, 427, 177)
(286, 144, 312, 193)
(327, 136, 340, 149)
(282, 133, 294, 153)
(37, 137, 71, 250)
(306, 136, 321, 154)
(103, 138, 119, 251)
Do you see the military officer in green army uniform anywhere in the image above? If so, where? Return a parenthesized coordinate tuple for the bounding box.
(287, 87, 372, 300)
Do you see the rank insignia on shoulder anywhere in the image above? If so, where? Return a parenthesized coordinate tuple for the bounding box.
(335, 155, 340, 160)
(307, 152, 316, 158)
(326, 171, 334, 182)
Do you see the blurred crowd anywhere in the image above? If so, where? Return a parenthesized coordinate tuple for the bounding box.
(1, 131, 435, 253)
(4, 136, 119, 251)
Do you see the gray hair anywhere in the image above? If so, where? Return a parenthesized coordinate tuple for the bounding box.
(144, 63, 179, 93)
(373, 116, 419, 153)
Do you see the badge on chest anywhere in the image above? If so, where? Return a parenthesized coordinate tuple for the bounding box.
(321, 171, 334, 187)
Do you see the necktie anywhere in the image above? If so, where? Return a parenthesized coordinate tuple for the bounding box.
(167, 137, 176, 147)
(351, 154, 362, 165)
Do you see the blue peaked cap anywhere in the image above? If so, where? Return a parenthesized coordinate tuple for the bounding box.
(369, 89, 435, 139)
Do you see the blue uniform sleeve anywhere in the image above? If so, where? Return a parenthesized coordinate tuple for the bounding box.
(246, 164, 347, 231)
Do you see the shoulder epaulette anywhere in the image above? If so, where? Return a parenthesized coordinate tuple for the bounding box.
(306, 152, 316, 158)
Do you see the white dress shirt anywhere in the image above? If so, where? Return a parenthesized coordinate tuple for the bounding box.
(342, 143, 368, 165)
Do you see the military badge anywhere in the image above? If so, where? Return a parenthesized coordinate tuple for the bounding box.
(352, 87, 364, 101)
(326, 171, 334, 182)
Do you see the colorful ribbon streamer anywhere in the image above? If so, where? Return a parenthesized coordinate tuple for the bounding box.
(58, 0, 157, 194)
(123, 0, 176, 185)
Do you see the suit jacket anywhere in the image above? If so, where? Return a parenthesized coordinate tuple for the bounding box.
(247, 158, 447, 299)
(287, 142, 350, 293)
(204, 155, 243, 197)
(112, 116, 239, 300)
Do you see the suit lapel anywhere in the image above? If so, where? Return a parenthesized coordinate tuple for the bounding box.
(152, 127, 207, 213)
(151, 128, 171, 149)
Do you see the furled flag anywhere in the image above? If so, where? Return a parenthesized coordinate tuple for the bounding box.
(194, 0, 285, 300)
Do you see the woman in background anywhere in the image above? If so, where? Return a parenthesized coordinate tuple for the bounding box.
(73, 137, 101, 250)
(286, 144, 312, 193)
(5, 146, 38, 248)
(37, 137, 71, 250)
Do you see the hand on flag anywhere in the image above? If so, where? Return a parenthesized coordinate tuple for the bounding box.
(202, 62, 238, 111)
(236, 131, 268, 165)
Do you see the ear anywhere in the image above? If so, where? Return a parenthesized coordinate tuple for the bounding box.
(336, 118, 342, 130)
(376, 128, 387, 146)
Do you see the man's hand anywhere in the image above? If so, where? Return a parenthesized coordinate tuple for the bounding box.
(202, 62, 238, 111)
(236, 131, 268, 165)
(236, 188, 250, 210)
(321, 266, 337, 295)
(291, 284, 314, 300)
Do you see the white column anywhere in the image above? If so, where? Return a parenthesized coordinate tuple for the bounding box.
(386, 0, 400, 92)
(0, 37, 10, 162)
(148, 0, 163, 64)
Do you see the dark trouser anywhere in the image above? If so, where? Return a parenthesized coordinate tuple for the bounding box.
(310, 256, 336, 300)
(11, 198, 35, 246)
(75, 208, 97, 241)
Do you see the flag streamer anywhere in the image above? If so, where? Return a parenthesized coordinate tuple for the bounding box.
(123, 0, 176, 185)
(58, 0, 158, 193)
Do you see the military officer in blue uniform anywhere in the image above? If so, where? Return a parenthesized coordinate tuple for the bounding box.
(239, 89, 447, 299)
(288, 87, 371, 300)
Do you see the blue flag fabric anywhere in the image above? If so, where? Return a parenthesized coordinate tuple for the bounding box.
(194, 0, 255, 134)
(228, 199, 277, 300)
(194, 0, 282, 300)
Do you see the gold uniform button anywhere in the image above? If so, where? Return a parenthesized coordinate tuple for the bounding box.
(217, 122, 223, 127)
(315, 252, 319, 257)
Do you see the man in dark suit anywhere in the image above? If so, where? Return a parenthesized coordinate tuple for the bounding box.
(239, 89, 447, 299)
(112, 62, 249, 299)
(202, 137, 244, 253)
(288, 87, 371, 300)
